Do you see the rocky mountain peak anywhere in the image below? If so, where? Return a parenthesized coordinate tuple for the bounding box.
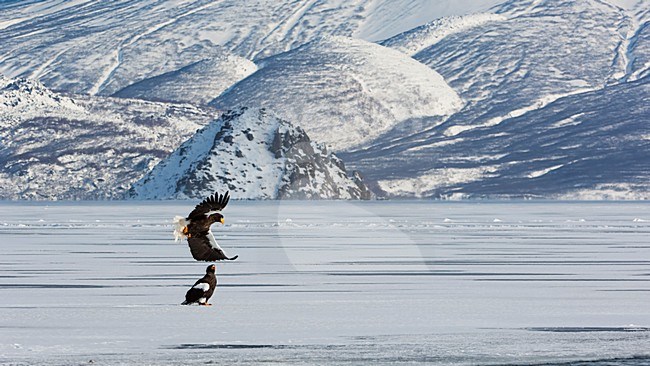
(130, 107, 373, 200)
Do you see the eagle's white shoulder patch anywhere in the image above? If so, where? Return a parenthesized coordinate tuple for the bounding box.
(193, 283, 210, 292)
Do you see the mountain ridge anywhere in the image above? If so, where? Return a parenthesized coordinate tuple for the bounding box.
(0, 0, 648, 199)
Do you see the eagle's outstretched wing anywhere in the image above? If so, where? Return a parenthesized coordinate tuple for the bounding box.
(187, 230, 238, 261)
(188, 191, 230, 220)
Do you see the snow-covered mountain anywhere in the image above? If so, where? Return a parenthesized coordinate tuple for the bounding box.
(0, 0, 648, 200)
(1, 77, 369, 200)
(0, 0, 504, 97)
(112, 55, 257, 105)
(341, 0, 650, 198)
(211, 36, 463, 151)
(360, 78, 650, 199)
(130, 107, 372, 200)
(0, 77, 214, 199)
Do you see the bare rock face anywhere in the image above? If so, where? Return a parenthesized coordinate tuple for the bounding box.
(271, 124, 372, 200)
(130, 107, 372, 200)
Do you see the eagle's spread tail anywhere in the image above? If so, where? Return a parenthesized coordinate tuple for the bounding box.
(173, 216, 190, 242)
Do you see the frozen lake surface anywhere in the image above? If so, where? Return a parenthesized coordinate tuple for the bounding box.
(1, 201, 649, 365)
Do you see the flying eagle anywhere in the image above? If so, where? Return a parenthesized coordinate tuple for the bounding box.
(173, 191, 238, 261)
(182, 264, 217, 306)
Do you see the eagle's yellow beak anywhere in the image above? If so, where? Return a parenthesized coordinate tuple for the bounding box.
(220, 217, 225, 224)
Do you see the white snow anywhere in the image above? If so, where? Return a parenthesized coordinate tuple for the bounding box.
(528, 164, 565, 179)
(0, 0, 94, 25)
(0, 0, 508, 95)
(130, 108, 287, 200)
(132, 107, 371, 200)
(555, 184, 650, 200)
(353, 0, 507, 41)
(0, 17, 28, 30)
(551, 113, 587, 128)
(0, 77, 215, 200)
(380, 13, 507, 56)
(378, 166, 499, 198)
(0, 77, 81, 112)
(0, 0, 649, 200)
(213, 36, 463, 151)
(0, 201, 648, 365)
(443, 88, 599, 137)
(112, 55, 258, 104)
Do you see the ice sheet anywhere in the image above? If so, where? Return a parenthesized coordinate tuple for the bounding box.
(0, 201, 649, 365)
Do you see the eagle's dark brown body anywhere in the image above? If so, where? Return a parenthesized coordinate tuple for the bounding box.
(176, 191, 238, 261)
(182, 264, 217, 305)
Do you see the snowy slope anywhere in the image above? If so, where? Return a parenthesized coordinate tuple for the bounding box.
(0, 73, 81, 112)
(380, 13, 507, 56)
(391, 0, 633, 126)
(131, 107, 372, 200)
(212, 36, 463, 151)
(1, 0, 649, 200)
(340, 0, 650, 199)
(0, 0, 503, 97)
(112, 55, 257, 105)
(348, 76, 650, 199)
(0, 77, 215, 200)
(621, 1, 650, 82)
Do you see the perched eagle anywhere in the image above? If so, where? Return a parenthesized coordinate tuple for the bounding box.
(182, 264, 217, 306)
(173, 191, 238, 261)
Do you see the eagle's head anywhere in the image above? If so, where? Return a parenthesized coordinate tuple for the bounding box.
(206, 264, 216, 273)
(208, 212, 225, 225)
